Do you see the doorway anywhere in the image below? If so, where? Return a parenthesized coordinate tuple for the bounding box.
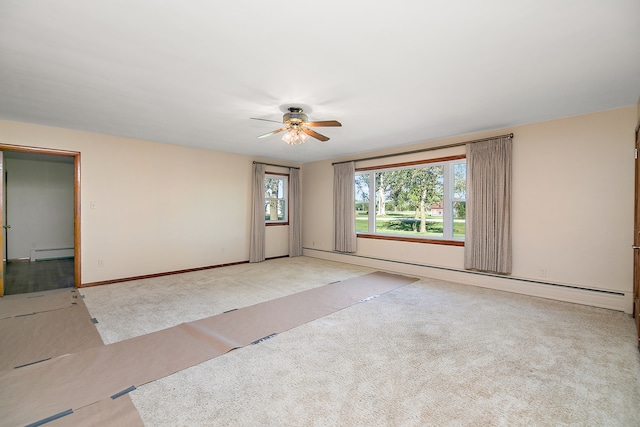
(0, 145, 81, 296)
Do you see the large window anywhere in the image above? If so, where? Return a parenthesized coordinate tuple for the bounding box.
(265, 174, 288, 224)
(355, 156, 466, 242)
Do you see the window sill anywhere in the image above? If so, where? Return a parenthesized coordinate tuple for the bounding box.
(266, 222, 289, 227)
(356, 233, 464, 247)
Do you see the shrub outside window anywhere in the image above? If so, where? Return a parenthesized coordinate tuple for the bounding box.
(355, 157, 466, 242)
(265, 174, 288, 223)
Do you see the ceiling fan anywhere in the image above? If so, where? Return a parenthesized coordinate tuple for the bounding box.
(251, 107, 342, 145)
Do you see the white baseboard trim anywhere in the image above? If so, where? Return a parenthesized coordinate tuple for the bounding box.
(303, 248, 632, 314)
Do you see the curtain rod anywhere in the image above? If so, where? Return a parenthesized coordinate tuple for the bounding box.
(331, 133, 514, 166)
(253, 161, 300, 170)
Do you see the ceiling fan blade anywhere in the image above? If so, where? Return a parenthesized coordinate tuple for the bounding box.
(302, 128, 330, 142)
(306, 120, 342, 127)
(250, 117, 283, 124)
(257, 128, 287, 138)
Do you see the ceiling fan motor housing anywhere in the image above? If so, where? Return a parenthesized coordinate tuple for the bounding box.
(284, 107, 308, 125)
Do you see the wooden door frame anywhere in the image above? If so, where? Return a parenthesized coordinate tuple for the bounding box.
(634, 120, 640, 348)
(0, 143, 81, 288)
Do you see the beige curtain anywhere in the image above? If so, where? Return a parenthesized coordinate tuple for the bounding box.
(464, 137, 512, 274)
(333, 161, 357, 253)
(289, 167, 302, 257)
(249, 163, 266, 263)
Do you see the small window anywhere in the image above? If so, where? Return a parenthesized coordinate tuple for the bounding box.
(264, 174, 288, 223)
(355, 174, 371, 233)
(452, 162, 467, 239)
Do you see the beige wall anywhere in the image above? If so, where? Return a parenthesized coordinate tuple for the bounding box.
(302, 106, 636, 312)
(1, 106, 635, 310)
(0, 120, 295, 283)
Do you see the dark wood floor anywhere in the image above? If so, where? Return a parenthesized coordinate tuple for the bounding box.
(4, 258, 75, 295)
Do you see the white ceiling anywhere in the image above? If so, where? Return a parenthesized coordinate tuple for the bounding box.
(1, 1, 639, 163)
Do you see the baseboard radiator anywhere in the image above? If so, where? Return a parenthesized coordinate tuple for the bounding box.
(30, 247, 74, 262)
(302, 247, 631, 313)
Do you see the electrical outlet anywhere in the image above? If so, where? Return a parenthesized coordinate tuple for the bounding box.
(538, 267, 546, 277)
(98, 259, 105, 268)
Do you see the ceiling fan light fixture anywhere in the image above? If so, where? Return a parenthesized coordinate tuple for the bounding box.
(282, 128, 309, 145)
(299, 131, 310, 143)
(252, 107, 340, 144)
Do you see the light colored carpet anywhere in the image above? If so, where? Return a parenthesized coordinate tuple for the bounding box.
(81, 257, 640, 426)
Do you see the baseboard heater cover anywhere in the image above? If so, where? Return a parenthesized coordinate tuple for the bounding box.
(30, 248, 74, 262)
(303, 248, 624, 296)
(302, 248, 630, 313)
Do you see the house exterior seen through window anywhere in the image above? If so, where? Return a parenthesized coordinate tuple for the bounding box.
(355, 157, 466, 241)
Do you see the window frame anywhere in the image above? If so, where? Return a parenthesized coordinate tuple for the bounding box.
(264, 172, 289, 226)
(355, 154, 466, 246)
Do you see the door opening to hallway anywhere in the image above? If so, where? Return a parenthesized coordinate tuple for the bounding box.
(0, 147, 80, 296)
